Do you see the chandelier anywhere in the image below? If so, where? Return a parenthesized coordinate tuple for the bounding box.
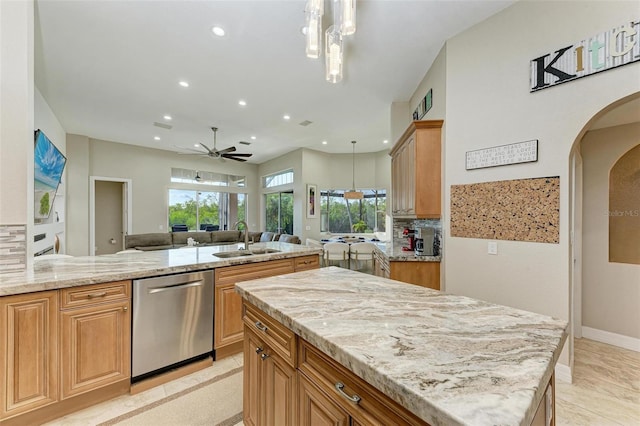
(305, 0, 356, 83)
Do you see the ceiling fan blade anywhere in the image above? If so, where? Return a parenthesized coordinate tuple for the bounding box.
(222, 156, 248, 162)
(222, 152, 252, 157)
(217, 146, 236, 154)
(198, 142, 216, 155)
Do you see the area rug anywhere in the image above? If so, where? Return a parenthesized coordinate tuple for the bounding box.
(98, 367, 243, 426)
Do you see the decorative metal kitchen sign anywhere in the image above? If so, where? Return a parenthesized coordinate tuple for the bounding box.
(530, 20, 639, 92)
(465, 140, 538, 170)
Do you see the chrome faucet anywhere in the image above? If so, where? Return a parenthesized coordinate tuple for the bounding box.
(233, 220, 250, 250)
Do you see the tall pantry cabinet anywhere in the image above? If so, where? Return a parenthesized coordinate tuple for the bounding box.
(390, 120, 443, 219)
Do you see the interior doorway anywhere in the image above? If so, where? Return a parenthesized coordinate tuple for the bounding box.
(90, 176, 132, 255)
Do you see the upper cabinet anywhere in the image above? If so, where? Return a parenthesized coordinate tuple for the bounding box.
(390, 120, 442, 218)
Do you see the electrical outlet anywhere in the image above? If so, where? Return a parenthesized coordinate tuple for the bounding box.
(305, 225, 311, 231)
(159, 224, 163, 230)
(488, 241, 498, 255)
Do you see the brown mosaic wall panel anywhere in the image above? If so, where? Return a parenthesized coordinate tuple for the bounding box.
(450, 177, 559, 243)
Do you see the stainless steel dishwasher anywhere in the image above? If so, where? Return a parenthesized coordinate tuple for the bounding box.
(132, 271, 214, 380)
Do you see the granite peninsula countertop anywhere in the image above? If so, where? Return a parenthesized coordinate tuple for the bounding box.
(235, 267, 568, 426)
(0, 242, 322, 296)
(373, 241, 441, 262)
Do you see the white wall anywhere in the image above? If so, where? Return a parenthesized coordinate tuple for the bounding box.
(65, 136, 260, 256)
(581, 123, 640, 339)
(34, 87, 66, 254)
(0, 0, 34, 267)
(440, 0, 640, 369)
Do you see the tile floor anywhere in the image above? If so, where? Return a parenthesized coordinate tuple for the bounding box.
(43, 338, 639, 425)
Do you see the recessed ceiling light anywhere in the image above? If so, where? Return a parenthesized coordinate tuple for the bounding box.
(163, 115, 172, 121)
(283, 114, 291, 120)
(194, 144, 199, 147)
(154, 136, 160, 141)
(383, 140, 389, 144)
(251, 136, 256, 140)
(238, 100, 247, 106)
(179, 81, 189, 88)
(212, 26, 225, 37)
(322, 141, 327, 145)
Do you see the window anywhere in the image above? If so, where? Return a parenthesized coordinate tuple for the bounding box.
(320, 189, 386, 233)
(168, 189, 246, 231)
(265, 191, 293, 234)
(263, 169, 293, 188)
(171, 168, 245, 187)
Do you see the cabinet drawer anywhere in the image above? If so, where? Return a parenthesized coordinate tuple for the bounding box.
(294, 255, 320, 271)
(216, 259, 295, 285)
(243, 302, 296, 368)
(60, 281, 131, 309)
(298, 339, 427, 426)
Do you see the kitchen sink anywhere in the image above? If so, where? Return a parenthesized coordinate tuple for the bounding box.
(213, 248, 281, 258)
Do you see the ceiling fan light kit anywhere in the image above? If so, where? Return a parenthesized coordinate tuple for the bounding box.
(305, 0, 356, 83)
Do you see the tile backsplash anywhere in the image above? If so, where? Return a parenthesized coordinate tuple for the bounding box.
(0, 224, 26, 272)
(392, 218, 442, 255)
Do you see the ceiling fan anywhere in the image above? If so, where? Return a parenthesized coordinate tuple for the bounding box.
(180, 127, 253, 162)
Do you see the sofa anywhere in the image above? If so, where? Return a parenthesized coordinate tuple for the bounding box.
(124, 230, 300, 251)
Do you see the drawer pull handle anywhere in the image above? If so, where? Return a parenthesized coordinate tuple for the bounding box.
(260, 353, 270, 361)
(255, 347, 264, 354)
(87, 292, 107, 299)
(254, 321, 268, 332)
(335, 382, 361, 404)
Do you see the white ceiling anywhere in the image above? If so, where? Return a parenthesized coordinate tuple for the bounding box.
(34, 0, 515, 164)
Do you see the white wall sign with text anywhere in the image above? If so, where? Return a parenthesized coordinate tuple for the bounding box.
(466, 140, 538, 170)
(530, 20, 639, 92)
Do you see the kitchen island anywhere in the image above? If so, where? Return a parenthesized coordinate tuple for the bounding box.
(236, 267, 568, 426)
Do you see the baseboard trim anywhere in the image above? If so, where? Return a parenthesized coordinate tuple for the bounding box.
(554, 363, 572, 384)
(582, 326, 640, 352)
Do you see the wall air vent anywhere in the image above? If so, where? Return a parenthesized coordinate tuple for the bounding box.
(299, 120, 313, 127)
(153, 122, 173, 130)
(239, 141, 251, 146)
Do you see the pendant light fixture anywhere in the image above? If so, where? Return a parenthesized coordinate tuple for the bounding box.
(344, 140, 363, 200)
(304, 0, 356, 84)
(305, 0, 323, 58)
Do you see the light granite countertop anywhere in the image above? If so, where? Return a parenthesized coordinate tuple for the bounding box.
(235, 267, 568, 426)
(0, 242, 322, 296)
(374, 241, 441, 262)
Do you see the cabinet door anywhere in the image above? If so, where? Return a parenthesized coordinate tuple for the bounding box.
(215, 260, 295, 357)
(0, 291, 58, 419)
(214, 282, 244, 350)
(404, 136, 416, 214)
(60, 300, 130, 399)
(298, 373, 349, 426)
(263, 348, 297, 426)
(243, 328, 263, 426)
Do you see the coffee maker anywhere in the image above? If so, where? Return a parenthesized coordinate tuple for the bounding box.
(415, 227, 435, 256)
(402, 228, 416, 251)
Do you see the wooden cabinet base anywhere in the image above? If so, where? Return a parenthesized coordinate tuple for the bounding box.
(0, 379, 129, 426)
(390, 262, 440, 290)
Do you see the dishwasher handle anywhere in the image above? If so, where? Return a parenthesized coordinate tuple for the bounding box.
(148, 280, 204, 294)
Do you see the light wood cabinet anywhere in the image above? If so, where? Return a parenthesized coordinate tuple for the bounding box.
(298, 339, 427, 426)
(0, 291, 58, 421)
(215, 259, 302, 358)
(373, 250, 440, 290)
(243, 301, 298, 426)
(298, 373, 349, 426)
(390, 120, 443, 218)
(59, 281, 131, 399)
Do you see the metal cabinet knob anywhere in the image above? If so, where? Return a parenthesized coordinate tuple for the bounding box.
(255, 347, 264, 354)
(260, 353, 270, 361)
(123, 306, 128, 312)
